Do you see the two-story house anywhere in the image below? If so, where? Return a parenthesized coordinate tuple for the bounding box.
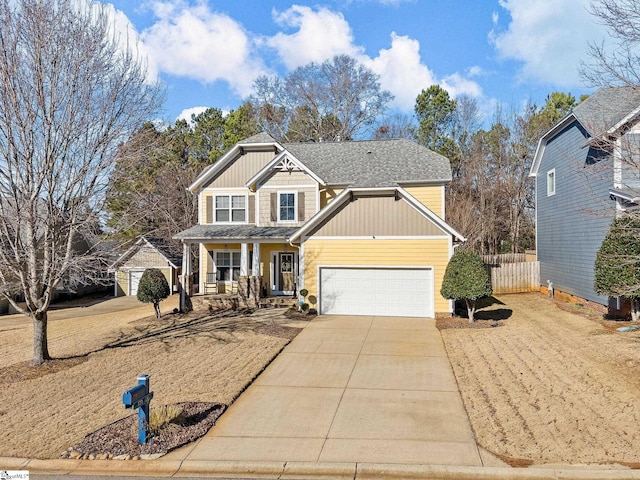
(529, 86, 640, 311)
(175, 132, 465, 318)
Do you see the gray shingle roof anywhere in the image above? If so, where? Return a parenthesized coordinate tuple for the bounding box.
(573, 86, 640, 136)
(174, 225, 299, 241)
(242, 132, 278, 144)
(144, 237, 182, 267)
(283, 138, 452, 187)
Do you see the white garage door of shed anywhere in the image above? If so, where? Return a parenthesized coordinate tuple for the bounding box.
(319, 267, 434, 317)
(129, 270, 145, 296)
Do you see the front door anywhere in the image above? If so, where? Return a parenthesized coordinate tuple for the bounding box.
(278, 253, 295, 295)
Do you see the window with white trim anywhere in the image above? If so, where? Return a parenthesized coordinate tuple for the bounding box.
(216, 251, 241, 281)
(215, 195, 246, 222)
(278, 192, 296, 222)
(547, 169, 556, 196)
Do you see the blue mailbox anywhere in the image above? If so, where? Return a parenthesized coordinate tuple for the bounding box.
(122, 374, 154, 444)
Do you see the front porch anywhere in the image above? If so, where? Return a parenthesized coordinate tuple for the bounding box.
(174, 225, 301, 312)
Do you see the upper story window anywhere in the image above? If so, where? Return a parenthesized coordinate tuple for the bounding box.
(268, 190, 305, 224)
(278, 192, 296, 222)
(546, 169, 556, 197)
(215, 195, 246, 222)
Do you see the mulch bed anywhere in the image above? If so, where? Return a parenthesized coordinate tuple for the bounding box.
(62, 402, 225, 459)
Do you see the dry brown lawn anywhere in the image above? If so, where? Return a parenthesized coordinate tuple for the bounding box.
(442, 293, 640, 467)
(0, 296, 296, 459)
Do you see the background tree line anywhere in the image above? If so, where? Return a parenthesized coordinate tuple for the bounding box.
(110, 61, 583, 257)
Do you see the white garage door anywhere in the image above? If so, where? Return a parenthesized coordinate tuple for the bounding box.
(319, 267, 434, 317)
(129, 270, 145, 296)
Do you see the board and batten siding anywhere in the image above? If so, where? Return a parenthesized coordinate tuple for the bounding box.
(403, 186, 444, 218)
(204, 150, 276, 189)
(303, 238, 452, 314)
(536, 120, 614, 305)
(309, 195, 447, 237)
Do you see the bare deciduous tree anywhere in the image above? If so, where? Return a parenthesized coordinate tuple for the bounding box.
(583, 0, 640, 87)
(0, 0, 163, 364)
(250, 55, 393, 142)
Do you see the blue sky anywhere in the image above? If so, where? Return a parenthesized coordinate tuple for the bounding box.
(107, 0, 611, 126)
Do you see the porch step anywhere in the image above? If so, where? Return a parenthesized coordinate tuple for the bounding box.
(259, 296, 297, 309)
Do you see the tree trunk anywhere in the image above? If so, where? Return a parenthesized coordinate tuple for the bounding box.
(632, 298, 640, 323)
(154, 302, 161, 319)
(466, 299, 476, 323)
(32, 311, 51, 365)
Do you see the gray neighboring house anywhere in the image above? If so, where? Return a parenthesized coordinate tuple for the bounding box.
(110, 236, 182, 297)
(530, 87, 640, 311)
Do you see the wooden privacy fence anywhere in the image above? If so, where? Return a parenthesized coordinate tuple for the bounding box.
(483, 253, 526, 264)
(484, 261, 540, 294)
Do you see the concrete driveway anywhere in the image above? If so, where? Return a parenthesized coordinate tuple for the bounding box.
(169, 315, 483, 466)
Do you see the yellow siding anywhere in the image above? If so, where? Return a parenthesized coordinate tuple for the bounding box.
(404, 186, 444, 218)
(303, 238, 451, 314)
(320, 188, 342, 208)
(116, 270, 128, 297)
(259, 244, 291, 295)
(116, 267, 172, 296)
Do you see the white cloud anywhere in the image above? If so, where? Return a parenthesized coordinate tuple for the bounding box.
(266, 5, 363, 69)
(490, 0, 608, 87)
(102, 3, 160, 82)
(467, 65, 486, 78)
(176, 106, 209, 123)
(365, 33, 483, 111)
(140, 1, 266, 96)
(364, 33, 436, 111)
(441, 73, 483, 98)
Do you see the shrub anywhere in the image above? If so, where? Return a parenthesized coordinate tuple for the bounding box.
(137, 268, 171, 318)
(595, 214, 640, 322)
(440, 249, 492, 323)
(301, 303, 310, 312)
(308, 295, 317, 307)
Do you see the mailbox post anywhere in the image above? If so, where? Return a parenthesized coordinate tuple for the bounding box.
(122, 374, 154, 444)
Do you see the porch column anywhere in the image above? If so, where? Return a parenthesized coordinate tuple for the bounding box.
(240, 242, 249, 276)
(180, 242, 191, 312)
(252, 242, 261, 276)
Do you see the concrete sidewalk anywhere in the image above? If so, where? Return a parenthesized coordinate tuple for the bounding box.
(165, 314, 486, 466)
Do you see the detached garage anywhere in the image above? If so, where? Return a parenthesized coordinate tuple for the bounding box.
(319, 267, 434, 317)
(110, 236, 182, 297)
